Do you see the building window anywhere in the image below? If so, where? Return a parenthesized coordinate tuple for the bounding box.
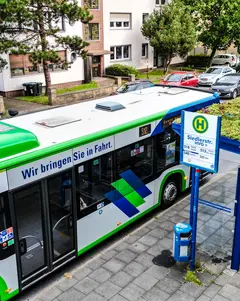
(142, 44, 148, 58)
(84, 23, 99, 40)
(142, 13, 149, 24)
(84, 0, 99, 9)
(9, 51, 66, 76)
(110, 45, 131, 61)
(156, 0, 166, 4)
(109, 13, 131, 29)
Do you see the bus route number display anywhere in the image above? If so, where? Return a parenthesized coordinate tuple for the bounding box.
(139, 124, 151, 137)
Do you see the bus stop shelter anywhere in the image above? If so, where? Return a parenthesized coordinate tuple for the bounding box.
(172, 121, 240, 271)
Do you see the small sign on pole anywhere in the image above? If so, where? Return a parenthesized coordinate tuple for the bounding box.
(180, 110, 221, 270)
(180, 111, 221, 173)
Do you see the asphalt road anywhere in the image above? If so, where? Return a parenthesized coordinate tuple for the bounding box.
(14, 150, 240, 301)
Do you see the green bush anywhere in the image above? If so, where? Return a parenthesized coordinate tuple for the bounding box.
(105, 64, 139, 77)
(186, 54, 211, 68)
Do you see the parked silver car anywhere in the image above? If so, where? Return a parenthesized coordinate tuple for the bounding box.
(198, 66, 236, 86)
(211, 54, 239, 67)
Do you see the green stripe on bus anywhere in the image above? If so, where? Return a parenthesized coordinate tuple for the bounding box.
(77, 202, 160, 256)
(0, 277, 19, 301)
(125, 191, 145, 207)
(111, 178, 134, 195)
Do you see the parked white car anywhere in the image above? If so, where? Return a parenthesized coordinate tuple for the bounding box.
(211, 54, 238, 67)
(198, 66, 236, 86)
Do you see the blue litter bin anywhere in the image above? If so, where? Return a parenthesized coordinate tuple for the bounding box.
(173, 222, 192, 262)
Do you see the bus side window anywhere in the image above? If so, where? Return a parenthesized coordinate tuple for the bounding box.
(0, 193, 14, 260)
(116, 138, 153, 180)
(156, 130, 180, 171)
(75, 153, 113, 213)
(0, 193, 11, 233)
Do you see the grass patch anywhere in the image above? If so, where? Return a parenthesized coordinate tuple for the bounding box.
(15, 81, 99, 104)
(184, 271, 203, 286)
(56, 81, 98, 94)
(138, 69, 165, 83)
(16, 95, 49, 105)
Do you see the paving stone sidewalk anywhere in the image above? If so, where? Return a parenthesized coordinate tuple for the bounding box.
(33, 169, 240, 301)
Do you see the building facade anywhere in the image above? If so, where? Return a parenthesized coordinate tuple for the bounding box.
(0, 14, 87, 97)
(103, 0, 169, 71)
(0, 0, 174, 96)
(82, 0, 112, 82)
(0, 0, 112, 97)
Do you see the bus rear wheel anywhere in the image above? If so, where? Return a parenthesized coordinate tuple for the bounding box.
(161, 179, 178, 209)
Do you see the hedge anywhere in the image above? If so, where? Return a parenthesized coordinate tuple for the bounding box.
(186, 54, 211, 68)
(105, 64, 139, 77)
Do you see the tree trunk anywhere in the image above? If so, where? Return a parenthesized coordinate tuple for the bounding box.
(37, 3, 51, 97)
(209, 47, 217, 67)
(163, 58, 168, 74)
(163, 56, 172, 74)
(43, 59, 51, 96)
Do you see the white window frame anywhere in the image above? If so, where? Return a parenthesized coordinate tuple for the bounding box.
(110, 45, 131, 61)
(109, 13, 131, 29)
(109, 21, 130, 29)
(142, 44, 148, 58)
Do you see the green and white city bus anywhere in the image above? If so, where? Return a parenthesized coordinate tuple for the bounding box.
(0, 86, 219, 300)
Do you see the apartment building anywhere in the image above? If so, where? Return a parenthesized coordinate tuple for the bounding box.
(0, 15, 86, 97)
(0, 0, 170, 96)
(0, 0, 112, 97)
(103, 0, 169, 71)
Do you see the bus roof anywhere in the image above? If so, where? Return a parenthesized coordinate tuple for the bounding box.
(0, 86, 219, 169)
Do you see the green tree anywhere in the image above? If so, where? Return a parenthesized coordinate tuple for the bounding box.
(183, 0, 240, 65)
(0, 0, 93, 96)
(141, 0, 196, 73)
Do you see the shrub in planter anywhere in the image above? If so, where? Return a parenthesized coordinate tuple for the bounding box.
(186, 54, 211, 68)
(105, 64, 139, 77)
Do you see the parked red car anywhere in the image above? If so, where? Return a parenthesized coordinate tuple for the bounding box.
(160, 71, 198, 87)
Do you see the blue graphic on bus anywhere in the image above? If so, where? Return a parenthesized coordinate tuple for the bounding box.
(104, 170, 152, 218)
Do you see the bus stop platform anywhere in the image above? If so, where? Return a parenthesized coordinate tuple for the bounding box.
(30, 169, 240, 301)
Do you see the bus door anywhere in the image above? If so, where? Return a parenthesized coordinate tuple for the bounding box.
(47, 170, 76, 269)
(12, 170, 76, 288)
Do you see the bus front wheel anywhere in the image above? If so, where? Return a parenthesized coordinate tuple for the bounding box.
(161, 179, 178, 209)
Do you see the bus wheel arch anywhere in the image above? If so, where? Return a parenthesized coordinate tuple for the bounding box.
(160, 172, 183, 209)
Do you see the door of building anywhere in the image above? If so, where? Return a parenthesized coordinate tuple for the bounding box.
(92, 56, 101, 77)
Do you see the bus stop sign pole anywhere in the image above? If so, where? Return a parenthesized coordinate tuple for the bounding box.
(190, 169, 201, 271)
(190, 167, 196, 228)
(180, 110, 221, 271)
(231, 166, 240, 271)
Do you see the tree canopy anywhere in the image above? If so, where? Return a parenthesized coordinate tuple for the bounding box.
(183, 0, 240, 63)
(0, 0, 93, 97)
(141, 0, 196, 73)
